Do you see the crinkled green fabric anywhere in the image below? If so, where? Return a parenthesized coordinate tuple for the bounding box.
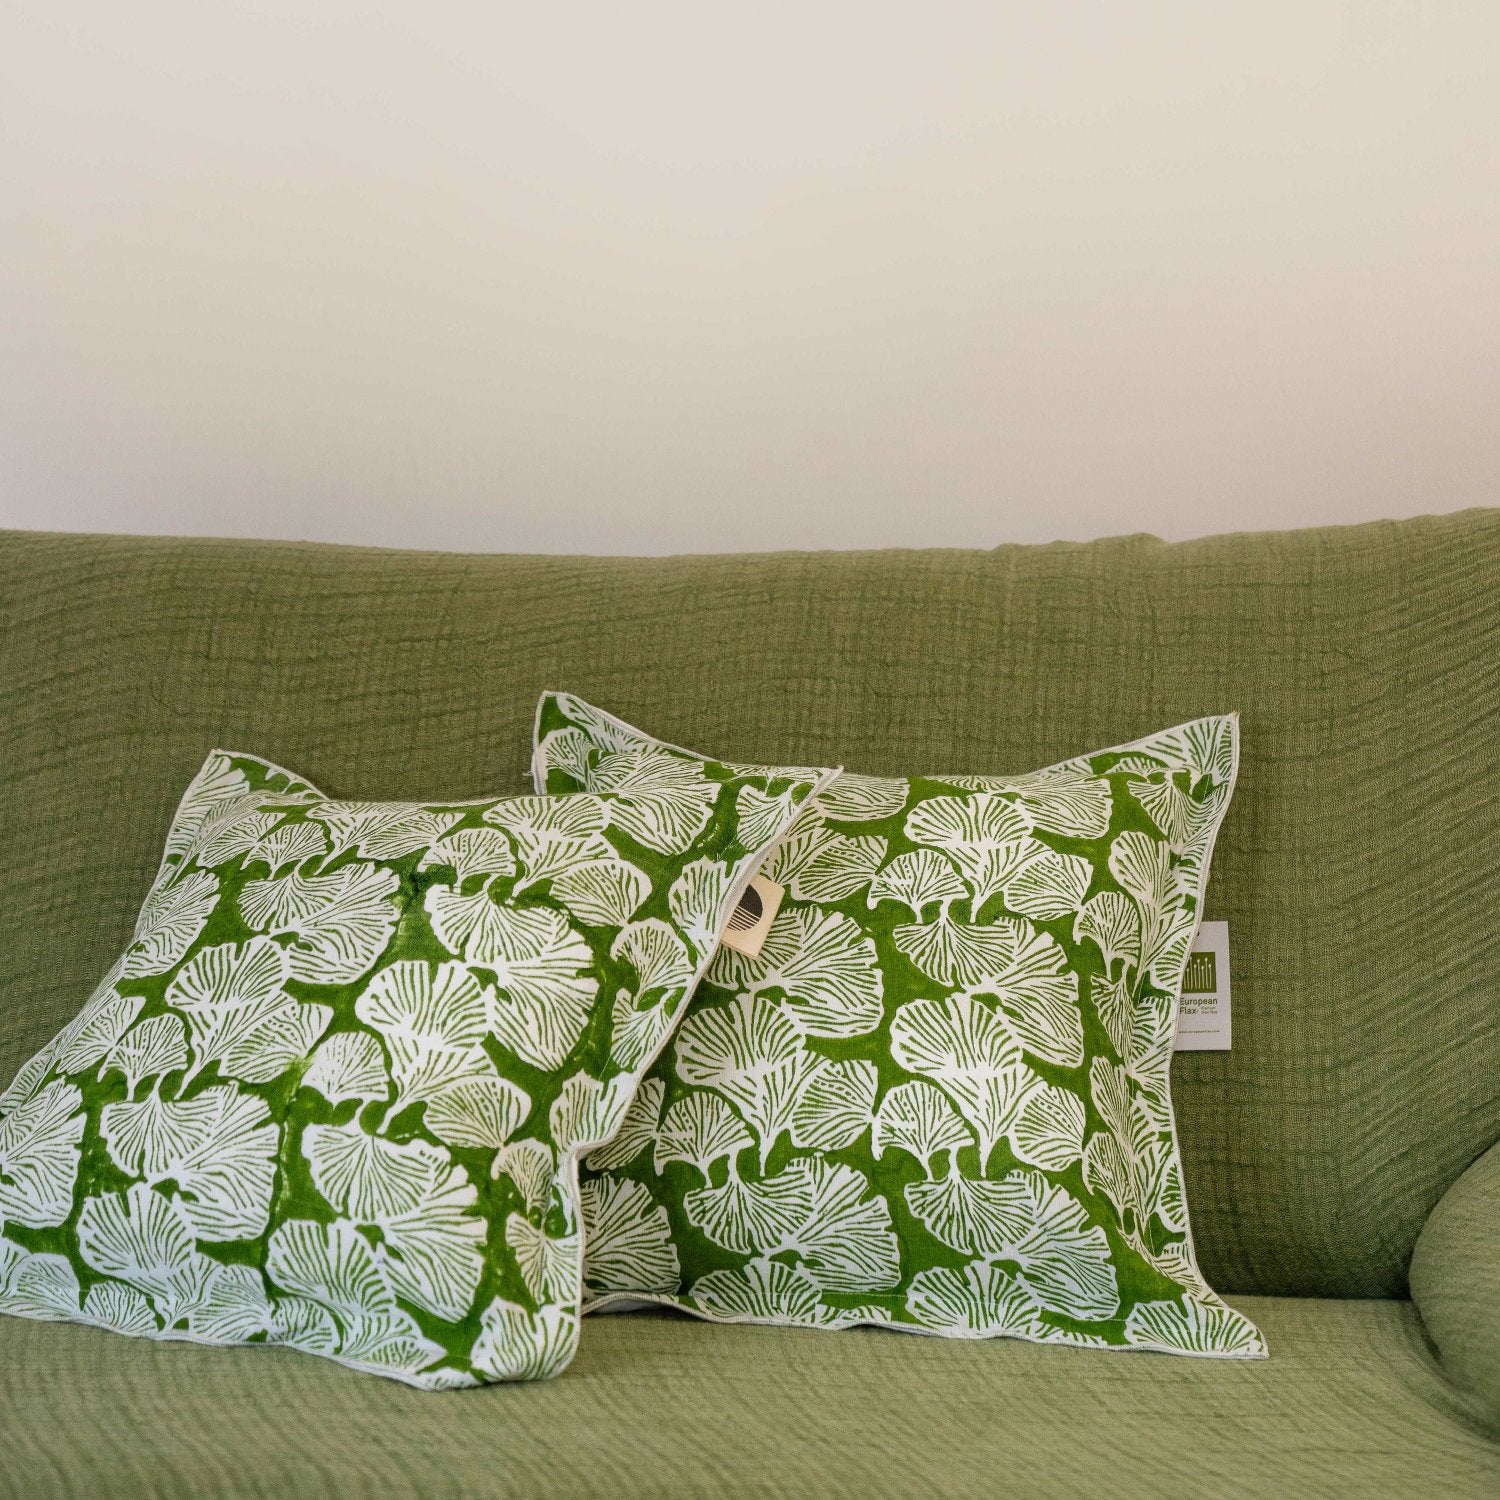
(0, 1297, 1496, 1499)
(4, 517, 1496, 1301)
(1410, 1140, 1500, 1434)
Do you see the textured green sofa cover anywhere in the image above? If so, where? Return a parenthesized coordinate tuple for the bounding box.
(2, 512, 1497, 1498)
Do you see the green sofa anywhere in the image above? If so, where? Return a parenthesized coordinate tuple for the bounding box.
(2, 513, 1496, 1498)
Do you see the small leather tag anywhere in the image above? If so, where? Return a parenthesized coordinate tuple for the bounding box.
(719, 875, 785, 958)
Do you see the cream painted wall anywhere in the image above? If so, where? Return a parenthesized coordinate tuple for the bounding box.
(2, 3, 1496, 555)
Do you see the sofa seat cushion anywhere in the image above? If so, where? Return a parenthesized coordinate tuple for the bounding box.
(2, 1298, 1495, 1498)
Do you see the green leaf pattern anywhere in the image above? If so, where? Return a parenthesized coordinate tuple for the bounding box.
(539, 694, 1265, 1360)
(0, 737, 829, 1387)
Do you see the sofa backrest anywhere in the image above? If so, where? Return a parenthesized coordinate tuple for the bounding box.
(2, 512, 1497, 1300)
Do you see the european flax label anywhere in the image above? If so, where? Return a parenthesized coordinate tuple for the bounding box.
(719, 875, 785, 959)
(1174, 920, 1231, 1051)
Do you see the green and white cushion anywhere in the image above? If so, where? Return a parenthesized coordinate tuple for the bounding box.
(0, 744, 831, 1387)
(535, 692, 1266, 1359)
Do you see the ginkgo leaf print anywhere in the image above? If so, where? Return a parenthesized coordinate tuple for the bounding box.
(688, 1258, 841, 1326)
(773, 1158, 900, 1294)
(586, 748, 717, 853)
(0, 1080, 85, 1229)
(301, 1031, 389, 1105)
(1076, 890, 1141, 973)
(0, 1245, 81, 1321)
(242, 865, 401, 984)
(1127, 771, 1195, 851)
(611, 919, 693, 997)
(422, 1075, 532, 1155)
(188, 1262, 273, 1343)
(1108, 831, 1189, 984)
(101, 1084, 278, 1241)
(194, 806, 324, 870)
(484, 910, 597, 1070)
(0, 1052, 52, 1115)
(160, 754, 255, 864)
(76, 1184, 217, 1326)
(50, 980, 142, 1075)
(871, 1080, 970, 1171)
(354, 960, 489, 1106)
(263, 1218, 454, 1377)
(765, 821, 887, 903)
(666, 857, 738, 958)
(307, 802, 453, 863)
(1009, 1082, 1087, 1171)
(867, 849, 967, 915)
(1001, 1171, 1119, 1321)
(1125, 1296, 1265, 1356)
(651, 1091, 752, 1177)
(581, 1177, 679, 1296)
(506, 1214, 580, 1303)
(905, 793, 1035, 915)
(416, 826, 516, 884)
(735, 785, 801, 850)
(683, 1172, 799, 1255)
(80, 1280, 158, 1337)
(1007, 766, 1114, 839)
(904, 1173, 1032, 1256)
(787, 1058, 878, 1153)
(101, 1014, 188, 1093)
(535, 725, 596, 786)
(815, 773, 909, 822)
(709, 908, 883, 1039)
(1002, 848, 1094, 923)
(123, 870, 219, 977)
(888, 996, 1033, 1162)
(495, 1139, 556, 1217)
(607, 986, 672, 1073)
(906, 1262, 1044, 1338)
(674, 996, 812, 1170)
(484, 796, 613, 886)
(169, 938, 333, 1087)
(549, 857, 650, 928)
(470, 1298, 578, 1382)
(893, 912, 1017, 988)
(301, 1126, 484, 1321)
(1092, 971, 1135, 1060)
(584, 1076, 664, 1171)
(548, 1072, 635, 1154)
(961, 917, 1084, 1069)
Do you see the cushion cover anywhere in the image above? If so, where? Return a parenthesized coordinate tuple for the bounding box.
(0, 743, 829, 1387)
(535, 692, 1263, 1357)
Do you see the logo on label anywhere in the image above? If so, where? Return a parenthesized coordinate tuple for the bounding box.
(1182, 951, 1217, 993)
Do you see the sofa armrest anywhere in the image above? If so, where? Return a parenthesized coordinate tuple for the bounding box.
(1410, 1139, 1500, 1431)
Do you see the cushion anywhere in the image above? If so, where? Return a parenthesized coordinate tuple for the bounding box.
(0, 743, 831, 1387)
(535, 692, 1264, 1357)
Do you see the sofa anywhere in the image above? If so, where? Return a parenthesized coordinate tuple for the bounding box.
(1, 512, 1496, 1498)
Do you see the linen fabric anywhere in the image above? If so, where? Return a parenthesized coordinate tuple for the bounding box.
(0, 744, 831, 1387)
(534, 694, 1263, 1356)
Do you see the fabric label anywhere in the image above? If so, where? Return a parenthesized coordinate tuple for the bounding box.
(719, 875, 785, 958)
(1174, 919, 1231, 1051)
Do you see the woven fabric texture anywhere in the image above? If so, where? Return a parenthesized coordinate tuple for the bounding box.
(1410, 1140, 1500, 1433)
(1, 1297, 1496, 1499)
(2, 513, 1498, 1303)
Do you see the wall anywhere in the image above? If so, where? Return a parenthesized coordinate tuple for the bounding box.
(2, 3, 1496, 555)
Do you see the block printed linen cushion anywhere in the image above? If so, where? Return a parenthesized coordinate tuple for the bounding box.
(0, 742, 832, 1388)
(534, 692, 1266, 1359)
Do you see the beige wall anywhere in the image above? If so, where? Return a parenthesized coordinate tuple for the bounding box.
(2, 3, 1495, 555)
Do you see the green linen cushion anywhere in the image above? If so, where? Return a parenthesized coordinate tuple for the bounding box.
(534, 692, 1265, 1359)
(0, 743, 831, 1388)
